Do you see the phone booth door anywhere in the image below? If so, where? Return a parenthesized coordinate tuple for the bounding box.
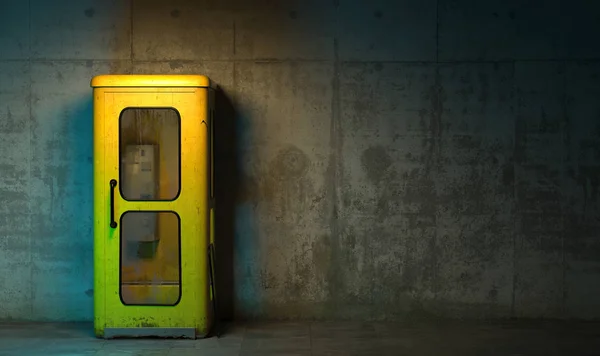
(93, 82, 211, 339)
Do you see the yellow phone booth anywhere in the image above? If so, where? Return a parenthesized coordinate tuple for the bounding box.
(90, 75, 216, 339)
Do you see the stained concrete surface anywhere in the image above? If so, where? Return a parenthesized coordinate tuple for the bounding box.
(2, 0, 600, 323)
(2, 321, 600, 356)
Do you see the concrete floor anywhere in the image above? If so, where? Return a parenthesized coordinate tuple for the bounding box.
(0, 320, 599, 356)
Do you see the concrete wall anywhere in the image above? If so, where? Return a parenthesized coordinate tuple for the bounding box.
(1, 0, 600, 321)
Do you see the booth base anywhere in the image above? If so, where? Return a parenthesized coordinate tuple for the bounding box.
(103, 327, 196, 339)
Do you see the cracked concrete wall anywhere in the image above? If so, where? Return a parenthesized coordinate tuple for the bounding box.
(1, 0, 600, 321)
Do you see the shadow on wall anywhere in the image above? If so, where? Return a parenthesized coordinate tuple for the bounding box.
(214, 87, 239, 321)
(30, 96, 94, 322)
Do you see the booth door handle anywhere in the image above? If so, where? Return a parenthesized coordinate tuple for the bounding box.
(109, 179, 117, 228)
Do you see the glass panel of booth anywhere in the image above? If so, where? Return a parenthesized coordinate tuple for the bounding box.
(118, 107, 182, 306)
(119, 107, 180, 201)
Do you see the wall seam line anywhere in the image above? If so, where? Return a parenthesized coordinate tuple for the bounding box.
(511, 60, 518, 319)
(28, 0, 33, 321)
(561, 59, 568, 319)
(130, 0, 134, 66)
(436, 0, 439, 62)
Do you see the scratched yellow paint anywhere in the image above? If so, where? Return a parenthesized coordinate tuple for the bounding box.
(91, 75, 215, 338)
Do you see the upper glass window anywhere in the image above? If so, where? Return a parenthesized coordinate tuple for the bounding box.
(119, 108, 181, 201)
